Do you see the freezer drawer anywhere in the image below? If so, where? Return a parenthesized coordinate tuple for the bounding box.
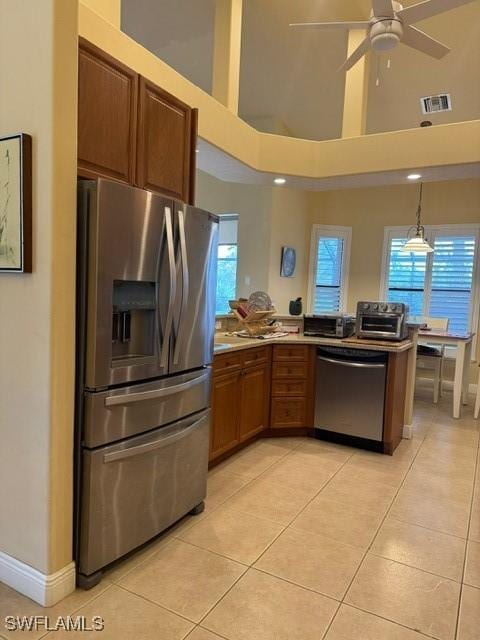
(315, 348, 387, 442)
(78, 409, 210, 577)
(83, 368, 211, 447)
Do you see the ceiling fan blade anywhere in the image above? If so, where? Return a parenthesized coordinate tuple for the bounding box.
(401, 24, 450, 58)
(289, 21, 370, 29)
(339, 37, 371, 71)
(397, 0, 477, 24)
(372, 0, 395, 17)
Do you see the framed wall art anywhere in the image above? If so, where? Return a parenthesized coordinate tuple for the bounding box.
(0, 133, 32, 273)
(280, 246, 296, 277)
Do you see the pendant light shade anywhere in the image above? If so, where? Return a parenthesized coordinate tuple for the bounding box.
(401, 183, 434, 254)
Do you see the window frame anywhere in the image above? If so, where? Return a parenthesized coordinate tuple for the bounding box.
(380, 223, 480, 354)
(307, 224, 352, 314)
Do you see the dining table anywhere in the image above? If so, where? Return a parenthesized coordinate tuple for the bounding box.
(417, 328, 476, 419)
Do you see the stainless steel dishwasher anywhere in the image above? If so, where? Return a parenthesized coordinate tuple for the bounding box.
(314, 346, 387, 448)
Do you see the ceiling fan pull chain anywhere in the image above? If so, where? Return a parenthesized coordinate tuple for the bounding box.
(375, 54, 381, 87)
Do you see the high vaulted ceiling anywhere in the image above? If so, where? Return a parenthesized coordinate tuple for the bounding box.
(122, 0, 480, 141)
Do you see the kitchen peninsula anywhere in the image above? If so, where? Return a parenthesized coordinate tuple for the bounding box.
(210, 329, 417, 465)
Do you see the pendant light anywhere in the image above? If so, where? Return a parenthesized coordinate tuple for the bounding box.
(401, 183, 434, 254)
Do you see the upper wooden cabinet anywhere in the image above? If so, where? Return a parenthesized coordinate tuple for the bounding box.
(136, 78, 195, 203)
(78, 38, 138, 184)
(78, 39, 197, 204)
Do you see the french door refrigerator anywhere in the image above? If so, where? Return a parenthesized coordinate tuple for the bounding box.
(75, 178, 218, 587)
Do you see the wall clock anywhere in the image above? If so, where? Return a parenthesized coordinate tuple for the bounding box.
(280, 246, 296, 277)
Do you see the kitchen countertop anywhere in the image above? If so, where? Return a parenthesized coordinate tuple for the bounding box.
(214, 332, 414, 354)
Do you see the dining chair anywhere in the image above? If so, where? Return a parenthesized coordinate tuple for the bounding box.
(416, 316, 449, 404)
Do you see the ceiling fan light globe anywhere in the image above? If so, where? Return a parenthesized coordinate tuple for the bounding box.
(371, 32, 401, 51)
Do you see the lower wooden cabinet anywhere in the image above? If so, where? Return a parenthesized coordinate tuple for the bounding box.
(210, 348, 271, 462)
(270, 344, 314, 430)
(239, 363, 271, 442)
(210, 370, 241, 460)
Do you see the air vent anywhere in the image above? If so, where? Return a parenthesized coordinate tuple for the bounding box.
(420, 94, 452, 114)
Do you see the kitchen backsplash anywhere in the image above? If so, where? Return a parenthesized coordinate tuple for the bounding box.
(215, 314, 304, 333)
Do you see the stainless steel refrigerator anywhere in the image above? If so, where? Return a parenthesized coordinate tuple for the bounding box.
(75, 178, 218, 587)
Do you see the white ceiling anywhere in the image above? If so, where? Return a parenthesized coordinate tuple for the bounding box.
(122, 0, 480, 142)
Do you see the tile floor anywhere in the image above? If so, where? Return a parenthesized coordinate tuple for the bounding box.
(1, 389, 479, 640)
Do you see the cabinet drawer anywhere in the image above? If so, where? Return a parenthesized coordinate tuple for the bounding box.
(270, 398, 306, 428)
(213, 352, 242, 376)
(273, 345, 309, 362)
(242, 347, 270, 369)
(271, 379, 307, 397)
(272, 361, 309, 379)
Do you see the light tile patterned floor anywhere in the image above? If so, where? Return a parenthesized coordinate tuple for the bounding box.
(1, 389, 479, 640)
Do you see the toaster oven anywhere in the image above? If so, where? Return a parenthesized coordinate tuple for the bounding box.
(303, 314, 355, 339)
(356, 301, 409, 341)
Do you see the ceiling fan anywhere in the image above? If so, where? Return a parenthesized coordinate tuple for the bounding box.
(290, 0, 477, 71)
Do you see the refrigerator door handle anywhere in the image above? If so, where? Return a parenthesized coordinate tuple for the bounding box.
(104, 371, 210, 407)
(160, 206, 176, 369)
(173, 207, 190, 365)
(103, 413, 207, 464)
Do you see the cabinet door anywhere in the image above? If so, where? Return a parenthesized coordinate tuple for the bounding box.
(210, 371, 241, 460)
(136, 78, 193, 202)
(239, 364, 270, 442)
(78, 38, 137, 183)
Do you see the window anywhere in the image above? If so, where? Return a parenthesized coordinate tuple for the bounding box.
(382, 225, 480, 334)
(308, 225, 351, 313)
(215, 214, 238, 315)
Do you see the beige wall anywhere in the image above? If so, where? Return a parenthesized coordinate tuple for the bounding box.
(0, 0, 77, 575)
(309, 179, 480, 383)
(79, 3, 480, 181)
(196, 170, 272, 299)
(196, 170, 310, 313)
(268, 188, 310, 313)
(310, 179, 480, 312)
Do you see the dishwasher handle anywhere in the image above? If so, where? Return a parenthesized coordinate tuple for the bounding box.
(317, 355, 386, 369)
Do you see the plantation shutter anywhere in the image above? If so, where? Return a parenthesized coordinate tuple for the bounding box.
(428, 235, 476, 333)
(386, 238, 427, 316)
(314, 236, 344, 312)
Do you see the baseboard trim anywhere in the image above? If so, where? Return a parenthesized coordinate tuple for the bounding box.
(0, 552, 75, 606)
(402, 424, 413, 440)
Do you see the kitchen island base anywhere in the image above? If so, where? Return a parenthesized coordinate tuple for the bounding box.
(210, 340, 412, 465)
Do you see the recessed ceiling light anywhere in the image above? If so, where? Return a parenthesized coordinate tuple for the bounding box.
(407, 173, 422, 180)
(274, 177, 286, 185)
(195, 149, 200, 153)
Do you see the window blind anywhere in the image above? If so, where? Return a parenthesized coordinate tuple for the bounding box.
(384, 230, 478, 334)
(429, 235, 476, 333)
(314, 237, 344, 312)
(386, 238, 426, 316)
